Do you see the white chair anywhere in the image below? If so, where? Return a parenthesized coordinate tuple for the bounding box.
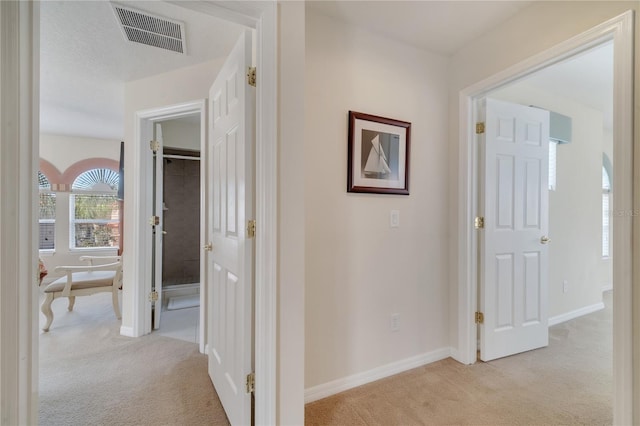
(41, 256, 122, 332)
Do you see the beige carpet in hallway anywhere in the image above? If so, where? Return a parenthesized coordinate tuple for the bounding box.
(39, 291, 229, 426)
(306, 291, 612, 425)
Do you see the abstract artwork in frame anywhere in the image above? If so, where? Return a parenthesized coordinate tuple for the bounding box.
(347, 111, 411, 195)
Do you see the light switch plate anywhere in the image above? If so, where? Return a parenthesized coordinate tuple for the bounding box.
(390, 210, 400, 228)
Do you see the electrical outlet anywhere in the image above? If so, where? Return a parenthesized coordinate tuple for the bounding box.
(390, 313, 400, 332)
(563, 280, 569, 293)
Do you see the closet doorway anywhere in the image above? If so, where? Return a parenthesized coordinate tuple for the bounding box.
(152, 113, 202, 344)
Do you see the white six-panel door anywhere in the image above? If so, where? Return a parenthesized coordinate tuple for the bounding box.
(479, 98, 550, 361)
(207, 30, 255, 426)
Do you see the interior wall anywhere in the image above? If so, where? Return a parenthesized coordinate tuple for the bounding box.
(490, 83, 610, 318)
(447, 0, 640, 358)
(40, 133, 120, 174)
(161, 120, 200, 151)
(121, 57, 224, 334)
(278, 1, 306, 423)
(304, 10, 450, 390)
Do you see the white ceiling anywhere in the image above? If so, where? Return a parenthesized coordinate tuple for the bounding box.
(307, 1, 534, 55)
(40, 1, 244, 140)
(42, 1, 613, 140)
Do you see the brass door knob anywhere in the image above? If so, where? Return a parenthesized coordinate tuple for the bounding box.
(540, 236, 551, 244)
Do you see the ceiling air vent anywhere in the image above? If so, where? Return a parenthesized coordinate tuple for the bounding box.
(111, 3, 186, 54)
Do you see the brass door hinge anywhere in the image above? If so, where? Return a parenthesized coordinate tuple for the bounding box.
(247, 220, 256, 238)
(149, 216, 160, 226)
(247, 67, 257, 87)
(474, 216, 485, 229)
(475, 311, 484, 324)
(150, 140, 160, 153)
(246, 372, 255, 393)
(476, 122, 485, 134)
(149, 291, 159, 302)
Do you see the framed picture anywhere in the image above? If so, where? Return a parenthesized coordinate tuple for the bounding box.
(347, 111, 411, 195)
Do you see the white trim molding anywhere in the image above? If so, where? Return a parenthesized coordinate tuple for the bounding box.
(548, 303, 605, 327)
(456, 11, 634, 424)
(131, 99, 206, 340)
(0, 1, 39, 424)
(304, 348, 452, 404)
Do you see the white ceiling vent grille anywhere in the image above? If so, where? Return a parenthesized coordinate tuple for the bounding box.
(111, 3, 186, 54)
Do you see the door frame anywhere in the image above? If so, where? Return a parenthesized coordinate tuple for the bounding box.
(133, 100, 206, 351)
(455, 11, 634, 424)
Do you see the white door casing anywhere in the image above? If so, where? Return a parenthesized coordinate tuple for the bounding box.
(153, 123, 164, 330)
(208, 30, 255, 426)
(479, 98, 550, 361)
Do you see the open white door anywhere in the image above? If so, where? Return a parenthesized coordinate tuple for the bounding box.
(207, 30, 255, 426)
(479, 98, 550, 361)
(152, 123, 164, 330)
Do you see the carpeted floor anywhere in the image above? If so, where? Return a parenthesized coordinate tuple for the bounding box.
(305, 291, 613, 425)
(39, 291, 229, 426)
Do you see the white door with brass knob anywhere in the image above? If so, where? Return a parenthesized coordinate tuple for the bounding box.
(479, 98, 550, 361)
(206, 30, 255, 426)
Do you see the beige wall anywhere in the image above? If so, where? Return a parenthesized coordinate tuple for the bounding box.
(448, 0, 639, 355)
(160, 119, 200, 151)
(304, 10, 450, 389)
(40, 133, 120, 173)
(491, 83, 611, 318)
(278, 2, 306, 423)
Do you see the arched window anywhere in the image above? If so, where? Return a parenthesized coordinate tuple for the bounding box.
(70, 168, 120, 249)
(38, 171, 56, 250)
(602, 162, 612, 258)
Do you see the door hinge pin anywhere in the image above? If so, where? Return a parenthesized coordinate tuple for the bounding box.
(247, 67, 257, 87)
(476, 122, 485, 134)
(149, 291, 159, 302)
(247, 220, 256, 238)
(246, 372, 255, 393)
(475, 311, 484, 324)
(474, 216, 485, 229)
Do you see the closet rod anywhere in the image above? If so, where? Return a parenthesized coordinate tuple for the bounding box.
(163, 154, 200, 161)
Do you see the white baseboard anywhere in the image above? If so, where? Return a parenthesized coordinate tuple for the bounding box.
(548, 302, 605, 326)
(120, 326, 135, 337)
(304, 347, 451, 403)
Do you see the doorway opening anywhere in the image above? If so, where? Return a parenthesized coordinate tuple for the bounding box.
(457, 11, 634, 423)
(152, 114, 203, 344)
(476, 41, 614, 362)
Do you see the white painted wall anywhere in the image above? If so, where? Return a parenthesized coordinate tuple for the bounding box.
(447, 0, 640, 358)
(121, 58, 224, 333)
(39, 133, 120, 173)
(38, 133, 120, 275)
(490, 83, 610, 318)
(160, 119, 200, 151)
(304, 11, 450, 390)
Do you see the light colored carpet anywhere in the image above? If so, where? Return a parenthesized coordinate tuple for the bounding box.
(306, 291, 613, 425)
(39, 291, 229, 426)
